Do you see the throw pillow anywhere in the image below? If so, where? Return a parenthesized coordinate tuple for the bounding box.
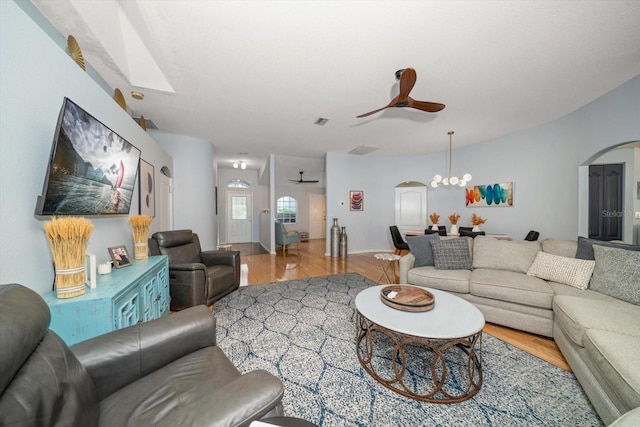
(430, 237, 473, 270)
(526, 251, 595, 290)
(575, 236, 640, 260)
(590, 245, 640, 305)
(407, 234, 440, 267)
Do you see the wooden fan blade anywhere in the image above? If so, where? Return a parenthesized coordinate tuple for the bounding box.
(407, 97, 446, 113)
(397, 68, 417, 101)
(356, 95, 401, 118)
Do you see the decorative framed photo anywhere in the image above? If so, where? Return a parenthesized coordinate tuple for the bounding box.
(465, 182, 514, 207)
(350, 190, 363, 211)
(139, 159, 155, 217)
(108, 245, 132, 268)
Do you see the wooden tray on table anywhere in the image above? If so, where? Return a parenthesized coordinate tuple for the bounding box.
(380, 285, 435, 312)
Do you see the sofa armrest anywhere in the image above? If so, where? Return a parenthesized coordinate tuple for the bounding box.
(157, 370, 285, 426)
(71, 305, 216, 401)
(399, 253, 416, 284)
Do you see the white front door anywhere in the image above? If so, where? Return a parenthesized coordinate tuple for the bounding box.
(309, 194, 326, 239)
(394, 186, 427, 236)
(226, 192, 252, 243)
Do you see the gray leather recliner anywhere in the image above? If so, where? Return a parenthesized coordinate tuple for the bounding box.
(149, 229, 240, 310)
(0, 284, 285, 426)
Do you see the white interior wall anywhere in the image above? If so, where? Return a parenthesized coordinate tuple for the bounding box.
(149, 131, 217, 250)
(0, 0, 172, 295)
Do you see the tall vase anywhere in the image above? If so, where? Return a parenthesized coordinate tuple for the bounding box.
(331, 218, 340, 258)
(339, 226, 347, 259)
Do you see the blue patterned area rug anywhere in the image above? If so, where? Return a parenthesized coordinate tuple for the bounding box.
(214, 273, 601, 426)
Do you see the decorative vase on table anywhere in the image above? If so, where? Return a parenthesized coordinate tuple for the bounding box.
(431, 224, 439, 231)
(450, 224, 459, 235)
(339, 226, 348, 259)
(331, 218, 340, 258)
(472, 225, 480, 232)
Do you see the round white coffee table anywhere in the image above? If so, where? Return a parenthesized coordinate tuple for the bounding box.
(355, 285, 485, 403)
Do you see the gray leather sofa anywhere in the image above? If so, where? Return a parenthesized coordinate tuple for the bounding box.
(399, 236, 640, 425)
(0, 283, 284, 426)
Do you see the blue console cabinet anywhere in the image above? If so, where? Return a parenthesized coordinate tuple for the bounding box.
(44, 255, 169, 346)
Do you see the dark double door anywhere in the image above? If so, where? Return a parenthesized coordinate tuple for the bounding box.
(588, 163, 623, 241)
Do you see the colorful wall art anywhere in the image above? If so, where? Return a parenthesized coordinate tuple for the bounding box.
(466, 182, 514, 207)
(350, 190, 363, 211)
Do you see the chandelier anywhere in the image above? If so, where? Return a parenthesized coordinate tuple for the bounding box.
(430, 131, 472, 188)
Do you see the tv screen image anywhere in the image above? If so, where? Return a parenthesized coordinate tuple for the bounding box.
(36, 98, 141, 215)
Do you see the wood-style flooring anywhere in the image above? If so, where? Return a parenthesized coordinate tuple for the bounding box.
(235, 238, 571, 371)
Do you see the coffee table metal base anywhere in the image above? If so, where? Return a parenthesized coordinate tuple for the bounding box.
(356, 311, 483, 403)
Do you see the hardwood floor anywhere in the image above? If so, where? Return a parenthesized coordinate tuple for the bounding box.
(239, 238, 571, 371)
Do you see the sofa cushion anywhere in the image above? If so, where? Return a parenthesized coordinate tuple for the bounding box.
(541, 239, 578, 258)
(526, 251, 595, 290)
(590, 245, 640, 305)
(548, 281, 620, 301)
(584, 329, 640, 410)
(472, 236, 541, 273)
(406, 266, 471, 294)
(406, 233, 440, 267)
(431, 237, 473, 270)
(552, 296, 640, 347)
(575, 236, 640, 260)
(470, 269, 554, 309)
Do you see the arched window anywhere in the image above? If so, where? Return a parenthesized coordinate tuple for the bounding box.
(227, 179, 250, 189)
(277, 196, 297, 223)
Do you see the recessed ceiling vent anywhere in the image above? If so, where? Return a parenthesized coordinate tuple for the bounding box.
(134, 117, 158, 130)
(314, 118, 329, 125)
(349, 145, 379, 155)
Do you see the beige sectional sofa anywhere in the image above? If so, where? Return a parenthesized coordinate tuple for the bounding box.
(399, 235, 640, 425)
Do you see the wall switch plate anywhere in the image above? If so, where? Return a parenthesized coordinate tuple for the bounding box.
(635, 211, 640, 219)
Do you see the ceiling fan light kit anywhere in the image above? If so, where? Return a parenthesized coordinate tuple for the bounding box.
(430, 131, 472, 189)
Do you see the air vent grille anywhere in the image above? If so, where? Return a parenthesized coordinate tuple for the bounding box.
(349, 145, 379, 155)
(314, 118, 329, 125)
(134, 117, 159, 130)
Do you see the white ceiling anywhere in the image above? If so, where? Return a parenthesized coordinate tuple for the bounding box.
(32, 0, 640, 170)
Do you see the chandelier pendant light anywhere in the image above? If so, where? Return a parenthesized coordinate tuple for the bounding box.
(430, 131, 472, 188)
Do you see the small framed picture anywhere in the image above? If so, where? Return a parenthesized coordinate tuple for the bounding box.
(350, 190, 363, 211)
(108, 245, 132, 268)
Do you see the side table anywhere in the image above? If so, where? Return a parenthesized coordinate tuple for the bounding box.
(374, 253, 401, 284)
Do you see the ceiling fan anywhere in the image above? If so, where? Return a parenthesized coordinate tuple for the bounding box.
(356, 68, 445, 118)
(289, 171, 319, 184)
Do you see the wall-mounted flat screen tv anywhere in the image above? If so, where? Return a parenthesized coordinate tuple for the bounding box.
(35, 97, 141, 216)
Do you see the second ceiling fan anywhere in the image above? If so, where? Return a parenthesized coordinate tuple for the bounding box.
(289, 171, 319, 184)
(356, 67, 445, 118)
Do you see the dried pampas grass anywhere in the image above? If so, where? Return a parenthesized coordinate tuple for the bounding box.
(129, 215, 152, 259)
(429, 213, 440, 225)
(44, 217, 94, 299)
(448, 212, 461, 225)
(471, 213, 488, 226)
